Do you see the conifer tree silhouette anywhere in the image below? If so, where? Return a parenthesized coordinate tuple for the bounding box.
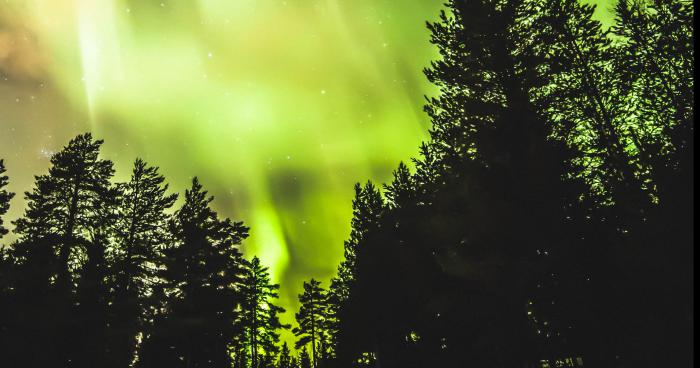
(240, 256, 289, 368)
(10, 133, 115, 367)
(293, 279, 329, 368)
(107, 158, 178, 368)
(137, 177, 248, 368)
(327, 181, 384, 358)
(338, 0, 592, 366)
(14, 133, 115, 288)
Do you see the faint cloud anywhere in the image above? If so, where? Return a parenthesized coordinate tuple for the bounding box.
(0, 11, 46, 81)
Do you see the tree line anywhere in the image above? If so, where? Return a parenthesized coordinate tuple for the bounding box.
(0, 134, 299, 368)
(0, 0, 693, 367)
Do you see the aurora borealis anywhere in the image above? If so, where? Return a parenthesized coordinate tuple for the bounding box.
(0, 0, 615, 342)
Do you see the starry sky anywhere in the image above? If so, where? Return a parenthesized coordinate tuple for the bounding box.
(0, 0, 614, 344)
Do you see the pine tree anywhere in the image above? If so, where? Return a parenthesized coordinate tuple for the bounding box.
(137, 177, 248, 368)
(383, 162, 416, 210)
(108, 158, 177, 368)
(241, 256, 289, 368)
(293, 279, 329, 368)
(346, 0, 593, 366)
(10, 133, 115, 367)
(327, 181, 384, 358)
(13, 133, 115, 287)
(0, 159, 13, 238)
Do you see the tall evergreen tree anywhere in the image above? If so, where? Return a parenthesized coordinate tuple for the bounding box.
(240, 256, 289, 368)
(13, 133, 115, 287)
(108, 158, 178, 368)
(136, 177, 248, 368)
(10, 133, 115, 367)
(338, 0, 593, 366)
(293, 279, 329, 368)
(327, 181, 384, 357)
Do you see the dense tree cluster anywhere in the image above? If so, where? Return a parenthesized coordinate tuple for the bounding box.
(0, 135, 289, 368)
(0, 0, 692, 367)
(316, 0, 692, 367)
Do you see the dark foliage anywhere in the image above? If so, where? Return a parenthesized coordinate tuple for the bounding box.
(136, 177, 248, 368)
(239, 256, 289, 368)
(326, 0, 693, 367)
(0, 1, 692, 367)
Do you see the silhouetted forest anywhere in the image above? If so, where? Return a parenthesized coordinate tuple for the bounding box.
(0, 0, 693, 367)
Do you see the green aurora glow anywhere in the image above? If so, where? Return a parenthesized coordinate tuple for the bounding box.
(0, 0, 615, 344)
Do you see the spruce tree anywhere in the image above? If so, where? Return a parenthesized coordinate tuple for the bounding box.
(293, 279, 329, 368)
(241, 256, 289, 368)
(352, 0, 592, 365)
(327, 181, 384, 357)
(108, 158, 177, 368)
(137, 177, 248, 368)
(11, 133, 115, 367)
(13, 133, 115, 287)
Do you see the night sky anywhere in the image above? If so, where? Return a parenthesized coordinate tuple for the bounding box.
(0, 0, 614, 343)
